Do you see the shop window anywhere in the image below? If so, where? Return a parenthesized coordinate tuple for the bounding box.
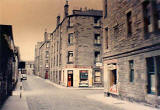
(94, 70, 101, 82)
(127, 11, 132, 36)
(129, 60, 134, 82)
(68, 33, 73, 44)
(67, 51, 73, 64)
(146, 56, 160, 95)
(146, 57, 156, 94)
(105, 28, 108, 49)
(143, 1, 153, 33)
(94, 34, 101, 45)
(80, 70, 88, 81)
(95, 51, 100, 63)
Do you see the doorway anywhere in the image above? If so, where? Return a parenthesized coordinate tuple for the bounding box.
(109, 69, 117, 93)
(67, 70, 73, 87)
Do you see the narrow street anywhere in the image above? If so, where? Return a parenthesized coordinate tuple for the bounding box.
(22, 75, 122, 110)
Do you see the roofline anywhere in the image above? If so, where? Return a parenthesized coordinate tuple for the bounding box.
(52, 10, 103, 34)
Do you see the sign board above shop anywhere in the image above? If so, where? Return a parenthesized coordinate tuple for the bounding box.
(96, 63, 102, 67)
(107, 64, 116, 70)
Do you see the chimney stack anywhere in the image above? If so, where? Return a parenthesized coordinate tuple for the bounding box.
(57, 15, 61, 26)
(64, 0, 69, 18)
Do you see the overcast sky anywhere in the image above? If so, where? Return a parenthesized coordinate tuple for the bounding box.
(1, 0, 103, 61)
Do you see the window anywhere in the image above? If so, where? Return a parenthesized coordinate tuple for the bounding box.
(129, 60, 134, 82)
(95, 51, 100, 63)
(104, 0, 107, 18)
(94, 17, 101, 27)
(113, 25, 119, 38)
(156, 0, 160, 29)
(57, 54, 58, 66)
(46, 51, 49, 58)
(68, 51, 73, 64)
(59, 54, 62, 65)
(80, 70, 88, 81)
(94, 70, 101, 82)
(45, 63, 49, 68)
(46, 42, 49, 48)
(94, 34, 101, 45)
(143, 1, 153, 33)
(105, 28, 108, 49)
(127, 11, 132, 36)
(146, 56, 160, 95)
(57, 41, 59, 52)
(68, 17, 73, 27)
(68, 33, 73, 44)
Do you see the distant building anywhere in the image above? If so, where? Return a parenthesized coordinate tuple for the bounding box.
(34, 42, 43, 76)
(103, 0, 160, 107)
(49, 1, 103, 87)
(38, 32, 51, 79)
(25, 61, 34, 75)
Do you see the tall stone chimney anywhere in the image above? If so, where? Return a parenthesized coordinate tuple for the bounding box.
(64, 0, 69, 18)
(57, 15, 61, 26)
(44, 28, 48, 42)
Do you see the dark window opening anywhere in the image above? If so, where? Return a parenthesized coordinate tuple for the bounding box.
(104, 0, 107, 18)
(127, 11, 132, 36)
(156, 0, 160, 29)
(143, 1, 152, 33)
(146, 57, 156, 95)
(146, 56, 160, 96)
(105, 28, 108, 49)
(129, 60, 134, 82)
(68, 33, 73, 44)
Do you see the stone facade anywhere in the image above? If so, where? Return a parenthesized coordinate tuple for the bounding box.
(47, 1, 103, 87)
(39, 32, 50, 79)
(103, 0, 160, 107)
(25, 61, 34, 75)
(0, 25, 20, 104)
(34, 42, 43, 76)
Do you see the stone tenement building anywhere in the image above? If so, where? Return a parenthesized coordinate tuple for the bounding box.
(39, 32, 50, 79)
(0, 25, 20, 104)
(103, 0, 160, 107)
(34, 41, 43, 76)
(48, 1, 103, 87)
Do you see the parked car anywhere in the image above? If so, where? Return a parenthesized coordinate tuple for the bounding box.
(21, 69, 27, 80)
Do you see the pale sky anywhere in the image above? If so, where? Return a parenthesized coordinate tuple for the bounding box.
(1, 0, 103, 61)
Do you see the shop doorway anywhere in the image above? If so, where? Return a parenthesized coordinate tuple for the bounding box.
(67, 70, 73, 87)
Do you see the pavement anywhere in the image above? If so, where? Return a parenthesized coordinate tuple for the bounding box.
(0, 75, 159, 110)
(1, 80, 29, 110)
(86, 94, 159, 110)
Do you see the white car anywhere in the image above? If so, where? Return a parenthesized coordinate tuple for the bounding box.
(21, 73, 27, 80)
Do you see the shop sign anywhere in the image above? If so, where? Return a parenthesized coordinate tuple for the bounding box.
(96, 63, 102, 67)
(107, 64, 116, 70)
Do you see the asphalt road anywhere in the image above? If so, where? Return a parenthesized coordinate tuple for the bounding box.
(22, 75, 123, 110)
